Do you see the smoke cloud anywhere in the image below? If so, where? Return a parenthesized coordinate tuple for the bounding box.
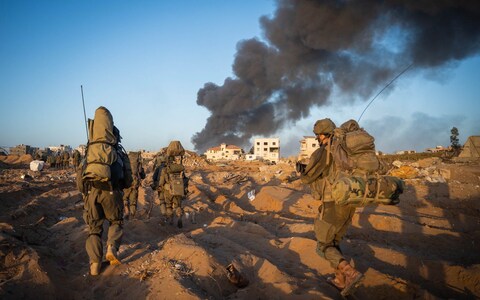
(192, 0, 480, 153)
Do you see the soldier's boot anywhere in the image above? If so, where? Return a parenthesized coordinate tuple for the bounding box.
(338, 260, 363, 296)
(177, 216, 183, 228)
(106, 245, 121, 265)
(90, 262, 101, 276)
(327, 268, 346, 290)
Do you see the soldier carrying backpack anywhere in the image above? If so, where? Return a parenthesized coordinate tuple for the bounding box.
(123, 151, 145, 219)
(157, 141, 189, 228)
(77, 106, 133, 276)
(298, 118, 403, 296)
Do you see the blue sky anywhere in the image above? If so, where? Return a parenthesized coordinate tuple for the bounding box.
(1, 0, 479, 156)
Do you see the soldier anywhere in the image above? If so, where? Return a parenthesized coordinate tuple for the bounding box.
(72, 149, 81, 170)
(157, 141, 188, 228)
(151, 153, 167, 220)
(298, 118, 363, 296)
(123, 151, 145, 219)
(47, 155, 54, 169)
(79, 107, 132, 276)
(63, 151, 70, 169)
(55, 153, 62, 170)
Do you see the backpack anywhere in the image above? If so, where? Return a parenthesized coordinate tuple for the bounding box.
(166, 140, 185, 157)
(80, 106, 132, 191)
(165, 162, 188, 197)
(332, 119, 379, 175)
(330, 119, 403, 206)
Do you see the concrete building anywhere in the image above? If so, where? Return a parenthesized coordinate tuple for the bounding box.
(9, 144, 37, 156)
(298, 136, 319, 161)
(75, 145, 87, 156)
(425, 146, 448, 153)
(253, 138, 280, 163)
(49, 144, 72, 154)
(395, 150, 416, 155)
(205, 143, 243, 161)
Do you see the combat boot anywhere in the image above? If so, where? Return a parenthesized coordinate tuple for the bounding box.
(327, 268, 346, 290)
(90, 262, 101, 276)
(338, 260, 363, 296)
(106, 245, 121, 265)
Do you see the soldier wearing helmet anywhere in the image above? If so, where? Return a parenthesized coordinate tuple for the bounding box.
(297, 118, 363, 296)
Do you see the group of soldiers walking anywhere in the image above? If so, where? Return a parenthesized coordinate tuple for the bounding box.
(44, 150, 82, 170)
(77, 106, 401, 297)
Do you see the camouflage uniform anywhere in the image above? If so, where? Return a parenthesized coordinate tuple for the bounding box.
(157, 157, 187, 227)
(123, 159, 144, 218)
(300, 118, 363, 296)
(80, 108, 133, 276)
(151, 156, 166, 214)
(63, 151, 70, 169)
(72, 150, 81, 170)
(83, 186, 124, 265)
(55, 154, 62, 169)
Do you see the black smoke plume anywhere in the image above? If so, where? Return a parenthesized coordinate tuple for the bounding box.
(192, 0, 480, 153)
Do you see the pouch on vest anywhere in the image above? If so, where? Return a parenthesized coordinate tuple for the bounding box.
(167, 163, 186, 196)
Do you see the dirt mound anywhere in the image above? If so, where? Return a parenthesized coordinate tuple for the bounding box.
(0, 154, 33, 167)
(0, 158, 479, 299)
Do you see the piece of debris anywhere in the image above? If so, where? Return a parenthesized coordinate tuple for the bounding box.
(225, 263, 249, 288)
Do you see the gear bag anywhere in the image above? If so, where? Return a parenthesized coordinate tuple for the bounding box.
(332, 119, 379, 174)
(332, 174, 404, 206)
(329, 119, 404, 206)
(166, 140, 185, 157)
(80, 106, 132, 191)
(165, 163, 188, 197)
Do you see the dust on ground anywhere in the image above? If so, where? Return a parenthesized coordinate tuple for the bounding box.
(0, 154, 479, 299)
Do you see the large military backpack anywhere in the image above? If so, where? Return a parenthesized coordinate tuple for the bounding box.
(162, 141, 188, 196)
(164, 163, 188, 197)
(332, 119, 379, 175)
(166, 140, 185, 157)
(330, 119, 403, 206)
(79, 106, 132, 192)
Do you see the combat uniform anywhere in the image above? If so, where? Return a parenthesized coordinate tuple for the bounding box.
(300, 118, 363, 296)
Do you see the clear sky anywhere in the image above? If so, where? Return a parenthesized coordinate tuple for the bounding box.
(1, 0, 479, 156)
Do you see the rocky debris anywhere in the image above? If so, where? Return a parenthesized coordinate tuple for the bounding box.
(388, 158, 462, 183)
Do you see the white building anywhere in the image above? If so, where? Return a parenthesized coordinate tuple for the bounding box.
(49, 144, 72, 154)
(395, 150, 416, 155)
(425, 146, 448, 153)
(253, 138, 280, 163)
(298, 136, 319, 161)
(204, 143, 243, 161)
(75, 145, 87, 156)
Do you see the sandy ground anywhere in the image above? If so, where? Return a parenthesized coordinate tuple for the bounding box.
(0, 155, 479, 299)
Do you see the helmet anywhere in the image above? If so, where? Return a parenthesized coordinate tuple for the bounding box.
(313, 118, 336, 135)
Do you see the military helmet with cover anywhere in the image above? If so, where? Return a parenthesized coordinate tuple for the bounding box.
(313, 118, 336, 135)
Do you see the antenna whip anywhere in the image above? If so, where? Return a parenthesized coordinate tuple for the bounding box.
(81, 85, 89, 140)
(358, 63, 413, 123)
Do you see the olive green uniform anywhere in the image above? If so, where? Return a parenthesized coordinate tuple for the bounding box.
(73, 150, 81, 170)
(301, 143, 356, 269)
(158, 167, 183, 218)
(83, 187, 123, 263)
(123, 185, 138, 216)
(152, 160, 166, 214)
